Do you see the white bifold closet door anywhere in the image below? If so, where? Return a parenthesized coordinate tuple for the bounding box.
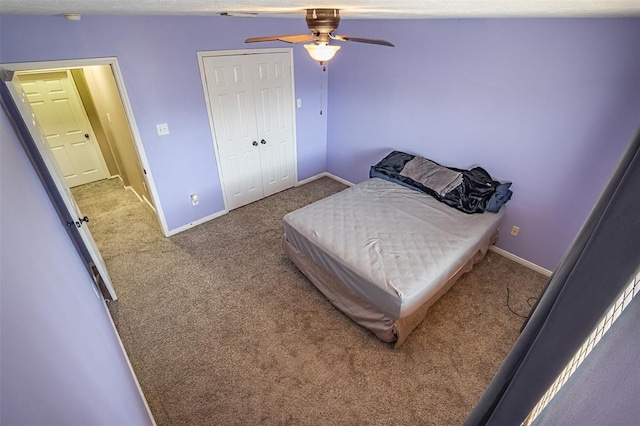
(202, 51, 296, 211)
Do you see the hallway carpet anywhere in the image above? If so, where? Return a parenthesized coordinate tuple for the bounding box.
(72, 177, 547, 425)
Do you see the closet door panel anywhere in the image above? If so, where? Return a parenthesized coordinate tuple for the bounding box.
(252, 53, 296, 197)
(204, 56, 263, 210)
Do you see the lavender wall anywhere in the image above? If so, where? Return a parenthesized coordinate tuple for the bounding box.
(0, 106, 152, 424)
(0, 15, 329, 231)
(2, 16, 637, 269)
(326, 18, 640, 270)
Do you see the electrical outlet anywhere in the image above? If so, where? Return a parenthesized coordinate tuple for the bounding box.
(510, 225, 520, 237)
(296, 98, 302, 108)
(156, 123, 170, 136)
(190, 194, 199, 206)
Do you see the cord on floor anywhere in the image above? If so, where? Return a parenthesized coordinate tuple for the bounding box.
(506, 286, 537, 319)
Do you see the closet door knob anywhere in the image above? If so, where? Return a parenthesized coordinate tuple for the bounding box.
(260, 139, 267, 145)
(252, 141, 258, 146)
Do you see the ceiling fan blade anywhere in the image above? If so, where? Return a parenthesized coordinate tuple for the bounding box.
(332, 35, 394, 47)
(245, 34, 316, 44)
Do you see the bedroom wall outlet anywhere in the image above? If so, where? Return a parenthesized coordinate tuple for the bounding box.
(296, 98, 302, 108)
(156, 123, 170, 136)
(190, 194, 199, 206)
(510, 225, 520, 237)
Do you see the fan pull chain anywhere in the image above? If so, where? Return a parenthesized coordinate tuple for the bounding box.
(320, 81, 323, 115)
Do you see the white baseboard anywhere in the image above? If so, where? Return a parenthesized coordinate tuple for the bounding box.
(296, 173, 324, 186)
(489, 246, 553, 277)
(142, 195, 156, 213)
(166, 209, 228, 236)
(323, 172, 354, 187)
(125, 185, 144, 203)
(297, 172, 354, 187)
(125, 186, 157, 214)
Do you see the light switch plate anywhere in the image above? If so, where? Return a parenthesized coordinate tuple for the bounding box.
(156, 123, 170, 136)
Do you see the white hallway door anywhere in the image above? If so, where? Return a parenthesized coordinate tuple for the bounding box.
(18, 71, 108, 188)
(202, 51, 296, 210)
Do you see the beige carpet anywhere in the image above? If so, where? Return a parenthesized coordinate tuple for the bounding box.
(72, 177, 547, 425)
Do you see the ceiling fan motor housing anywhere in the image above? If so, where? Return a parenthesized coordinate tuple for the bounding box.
(306, 9, 340, 43)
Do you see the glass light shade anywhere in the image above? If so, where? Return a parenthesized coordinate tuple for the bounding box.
(304, 43, 341, 63)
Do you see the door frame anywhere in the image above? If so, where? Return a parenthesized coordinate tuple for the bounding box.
(0, 57, 170, 236)
(197, 48, 298, 211)
(15, 69, 112, 187)
(1, 74, 118, 300)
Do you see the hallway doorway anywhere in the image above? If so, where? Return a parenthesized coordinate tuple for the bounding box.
(2, 57, 168, 300)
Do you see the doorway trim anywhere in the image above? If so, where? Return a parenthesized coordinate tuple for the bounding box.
(0, 57, 170, 236)
(197, 47, 298, 211)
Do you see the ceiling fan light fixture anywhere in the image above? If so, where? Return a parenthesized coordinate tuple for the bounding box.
(304, 42, 340, 64)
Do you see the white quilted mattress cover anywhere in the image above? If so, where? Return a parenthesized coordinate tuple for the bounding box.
(283, 178, 505, 319)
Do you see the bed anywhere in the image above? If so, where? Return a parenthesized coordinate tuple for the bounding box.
(283, 152, 509, 347)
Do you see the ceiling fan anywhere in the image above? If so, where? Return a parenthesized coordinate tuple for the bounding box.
(245, 9, 394, 65)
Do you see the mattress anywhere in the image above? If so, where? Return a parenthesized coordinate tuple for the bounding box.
(283, 178, 505, 343)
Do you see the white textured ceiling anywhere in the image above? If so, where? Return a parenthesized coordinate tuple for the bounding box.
(1, 0, 639, 18)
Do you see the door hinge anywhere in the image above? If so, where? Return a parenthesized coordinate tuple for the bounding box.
(143, 168, 147, 175)
(67, 216, 89, 228)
